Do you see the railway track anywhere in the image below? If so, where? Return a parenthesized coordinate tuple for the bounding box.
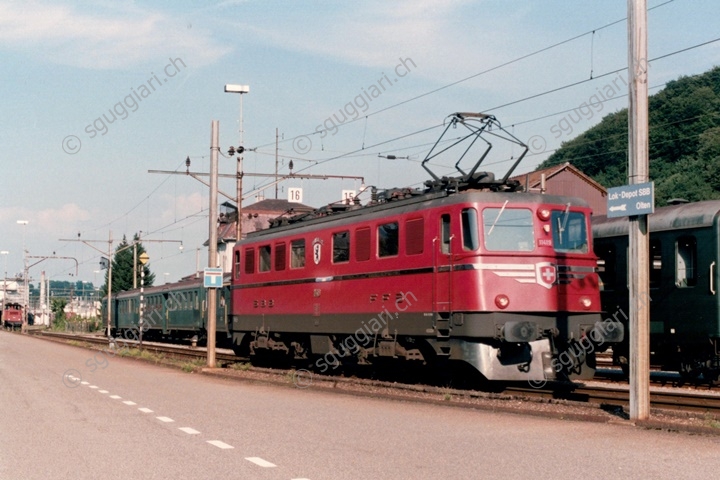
(30, 330, 720, 416)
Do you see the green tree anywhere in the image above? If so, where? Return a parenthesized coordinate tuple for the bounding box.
(101, 233, 155, 295)
(51, 297, 67, 327)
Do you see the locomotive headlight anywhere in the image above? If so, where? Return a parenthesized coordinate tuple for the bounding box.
(495, 294, 510, 309)
(580, 297, 592, 310)
(537, 209, 551, 221)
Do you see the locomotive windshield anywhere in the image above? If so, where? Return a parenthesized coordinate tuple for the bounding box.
(482, 207, 534, 251)
(551, 209, 588, 253)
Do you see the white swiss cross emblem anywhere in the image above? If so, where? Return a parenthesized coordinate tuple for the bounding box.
(535, 262, 556, 289)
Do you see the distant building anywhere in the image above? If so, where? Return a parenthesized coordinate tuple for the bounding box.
(511, 162, 608, 216)
(211, 199, 314, 273)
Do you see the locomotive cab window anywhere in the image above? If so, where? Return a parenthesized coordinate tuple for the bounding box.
(290, 239, 306, 268)
(378, 222, 399, 257)
(259, 245, 272, 272)
(440, 214, 451, 254)
(551, 209, 587, 253)
(676, 236, 697, 287)
(234, 251, 241, 279)
(461, 208, 479, 251)
(483, 208, 534, 252)
(333, 231, 350, 263)
(651, 240, 662, 289)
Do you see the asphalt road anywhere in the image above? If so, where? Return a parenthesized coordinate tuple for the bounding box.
(2, 330, 720, 480)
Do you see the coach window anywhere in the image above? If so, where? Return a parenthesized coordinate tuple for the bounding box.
(461, 208, 479, 251)
(244, 248, 255, 274)
(441, 214, 451, 254)
(378, 222, 399, 257)
(595, 243, 616, 291)
(259, 245, 272, 272)
(676, 236, 697, 287)
(650, 240, 662, 289)
(483, 208, 534, 252)
(356, 227, 371, 261)
(234, 251, 241, 279)
(275, 242, 287, 271)
(333, 231, 350, 263)
(290, 239, 306, 268)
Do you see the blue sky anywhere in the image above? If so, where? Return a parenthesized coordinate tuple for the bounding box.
(0, 0, 718, 286)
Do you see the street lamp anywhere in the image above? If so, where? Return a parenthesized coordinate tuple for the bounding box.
(16, 220, 29, 333)
(224, 83, 250, 244)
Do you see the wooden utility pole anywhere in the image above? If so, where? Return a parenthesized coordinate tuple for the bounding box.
(207, 120, 219, 368)
(628, 0, 650, 421)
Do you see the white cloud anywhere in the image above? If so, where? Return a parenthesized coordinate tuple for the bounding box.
(0, 1, 230, 69)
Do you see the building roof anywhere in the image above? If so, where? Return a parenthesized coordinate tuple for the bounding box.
(214, 198, 315, 242)
(510, 162, 607, 194)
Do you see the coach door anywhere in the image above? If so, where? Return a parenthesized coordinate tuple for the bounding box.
(433, 213, 454, 336)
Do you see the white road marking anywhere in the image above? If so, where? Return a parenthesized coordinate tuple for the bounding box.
(89, 385, 98, 389)
(207, 440, 234, 450)
(245, 457, 276, 468)
(109, 395, 122, 399)
(98, 390, 109, 394)
(156, 416, 174, 423)
(123, 401, 137, 406)
(80, 381, 89, 385)
(138, 408, 153, 413)
(178, 427, 200, 435)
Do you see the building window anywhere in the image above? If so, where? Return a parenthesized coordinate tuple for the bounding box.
(333, 231, 350, 263)
(441, 214, 451, 254)
(461, 208, 479, 251)
(405, 217, 424, 255)
(483, 208, 534, 252)
(275, 242, 286, 271)
(244, 248, 255, 274)
(290, 239, 305, 268)
(259, 245, 271, 272)
(356, 228, 371, 262)
(378, 222, 399, 257)
(676, 236, 697, 287)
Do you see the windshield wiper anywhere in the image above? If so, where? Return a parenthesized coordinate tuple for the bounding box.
(487, 200, 509, 236)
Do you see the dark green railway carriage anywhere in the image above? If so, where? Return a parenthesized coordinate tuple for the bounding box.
(593, 200, 720, 380)
(103, 274, 232, 346)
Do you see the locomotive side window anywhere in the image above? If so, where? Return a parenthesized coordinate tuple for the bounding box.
(441, 214, 451, 254)
(483, 208, 534, 251)
(551, 210, 587, 253)
(676, 236, 697, 287)
(244, 248, 255, 274)
(259, 245, 272, 272)
(290, 239, 306, 268)
(356, 227, 371, 261)
(378, 222, 399, 257)
(275, 242, 287, 271)
(234, 251, 241, 279)
(461, 208, 479, 251)
(405, 217, 424, 255)
(333, 231, 350, 263)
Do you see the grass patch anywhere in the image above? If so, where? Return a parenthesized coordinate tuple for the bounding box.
(180, 358, 207, 373)
(230, 362, 252, 371)
(117, 348, 165, 363)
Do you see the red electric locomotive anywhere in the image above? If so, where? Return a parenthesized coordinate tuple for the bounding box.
(229, 113, 623, 383)
(2, 302, 24, 330)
